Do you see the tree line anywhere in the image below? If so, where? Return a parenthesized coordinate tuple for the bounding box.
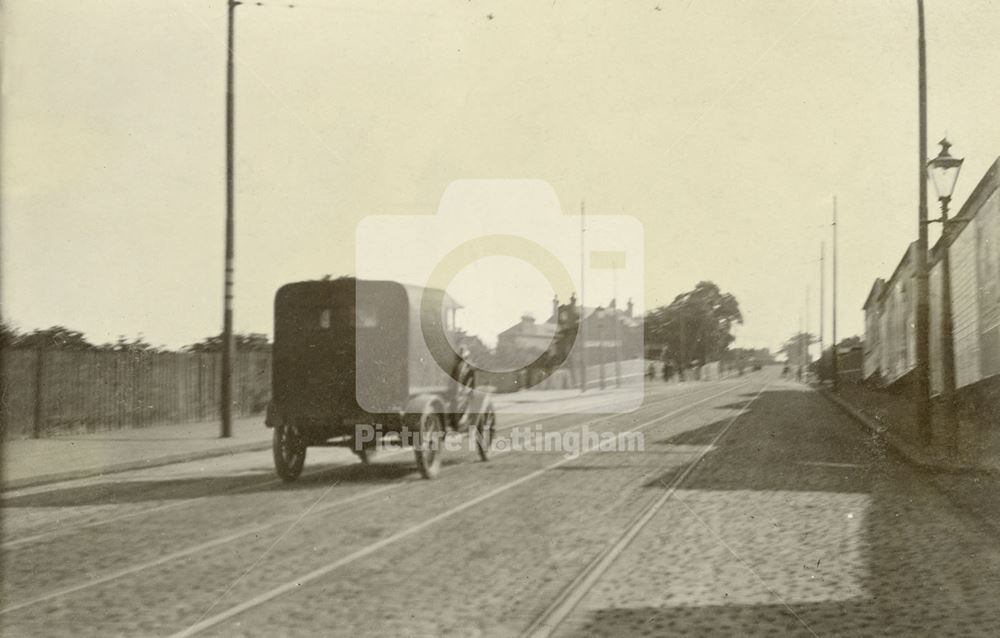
(0, 323, 270, 353)
(643, 281, 748, 372)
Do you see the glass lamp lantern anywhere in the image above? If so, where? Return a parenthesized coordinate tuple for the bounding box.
(928, 138, 964, 203)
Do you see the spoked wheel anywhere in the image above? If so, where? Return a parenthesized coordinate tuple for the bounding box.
(414, 405, 445, 479)
(273, 422, 306, 482)
(475, 404, 496, 462)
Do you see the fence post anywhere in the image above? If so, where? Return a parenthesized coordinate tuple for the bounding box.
(32, 347, 45, 438)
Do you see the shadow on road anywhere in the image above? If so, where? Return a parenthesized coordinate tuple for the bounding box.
(646, 389, 879, 493)
(572, 387, 1000, 636)
(0, 459, 428, 508)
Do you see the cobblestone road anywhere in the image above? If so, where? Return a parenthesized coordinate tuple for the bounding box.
(3, 370, 998, 636)
(554, 379, 1000, 637)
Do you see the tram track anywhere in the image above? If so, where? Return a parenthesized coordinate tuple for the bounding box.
(0, 381, 680, 551)
(522, 380, 771, 638)
(0, 381, 746, 627)
(2, 394, 678, 614)
(0, 410, 563, 551)
(166, 380, 752, 637)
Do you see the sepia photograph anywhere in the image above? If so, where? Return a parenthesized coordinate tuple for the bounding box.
(1, 0, 999, 635)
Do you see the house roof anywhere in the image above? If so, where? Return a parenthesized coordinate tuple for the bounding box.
(498, 319, 557, 339)
(544, 305, 598, 324)
(547, 305, 638, 324)
(501, 301, 640, 342)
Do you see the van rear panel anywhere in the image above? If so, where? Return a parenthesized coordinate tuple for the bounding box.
(272, 279, 408, 426)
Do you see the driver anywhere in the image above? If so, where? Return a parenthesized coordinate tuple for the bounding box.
(450, 344, 477, 429)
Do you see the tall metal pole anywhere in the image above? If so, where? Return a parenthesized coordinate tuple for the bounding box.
(806, 285, 810, 367)
(598, 321, 606, 390)
(832, 196, 839, 392)
(914, 0, 932, 444)
(798, 309, 804, 373)
(820, 241, 825, 382)
(221, 0, 238, 438)
(939, 196, 958, 448)
(579, 200, 587, 392)
(679, 314, 686, 381)
(613, 267, 621, 387)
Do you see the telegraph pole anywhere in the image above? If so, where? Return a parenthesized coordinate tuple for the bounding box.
(598, 320, 606, 390)
(832, 196, 839, 392)
(613, 268, 622, 388)
(679, 314, 686, 381)
(820, 242, 825, 383)
(806, 285, 810, 368)
(914, 0, 932, 444)
(579, 201, 587, 392)
(220, 0, 239, 438)
(798, 309, 804, 375)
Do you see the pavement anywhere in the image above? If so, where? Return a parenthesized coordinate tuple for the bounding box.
(1, 382, 650, 490)
(1, 416, 273, 490)
(820, 380, 1000, 540)
(3, 371, 1000, 636)
(825, 379, 1000, 472)
(820, 385, 958, 470)
(0, 356, 701, 491)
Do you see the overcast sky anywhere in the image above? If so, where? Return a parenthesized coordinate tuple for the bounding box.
(3, 0, 999, 352)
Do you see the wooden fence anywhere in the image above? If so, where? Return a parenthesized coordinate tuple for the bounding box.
(1, 349, 271, 439)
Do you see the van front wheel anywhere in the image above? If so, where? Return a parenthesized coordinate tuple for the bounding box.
(414, 405, 444, 479)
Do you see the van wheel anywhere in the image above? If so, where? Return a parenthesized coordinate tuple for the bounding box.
(273, 423, 306, 481)
(414, 405, 444, 479)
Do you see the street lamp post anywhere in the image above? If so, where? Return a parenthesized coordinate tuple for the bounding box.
(927, 137, 964, 451)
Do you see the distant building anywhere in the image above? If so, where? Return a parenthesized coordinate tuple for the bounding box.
(578, 299, 642, 360)
(495, 294, 643, 386)
(496, 314, 557, 358)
